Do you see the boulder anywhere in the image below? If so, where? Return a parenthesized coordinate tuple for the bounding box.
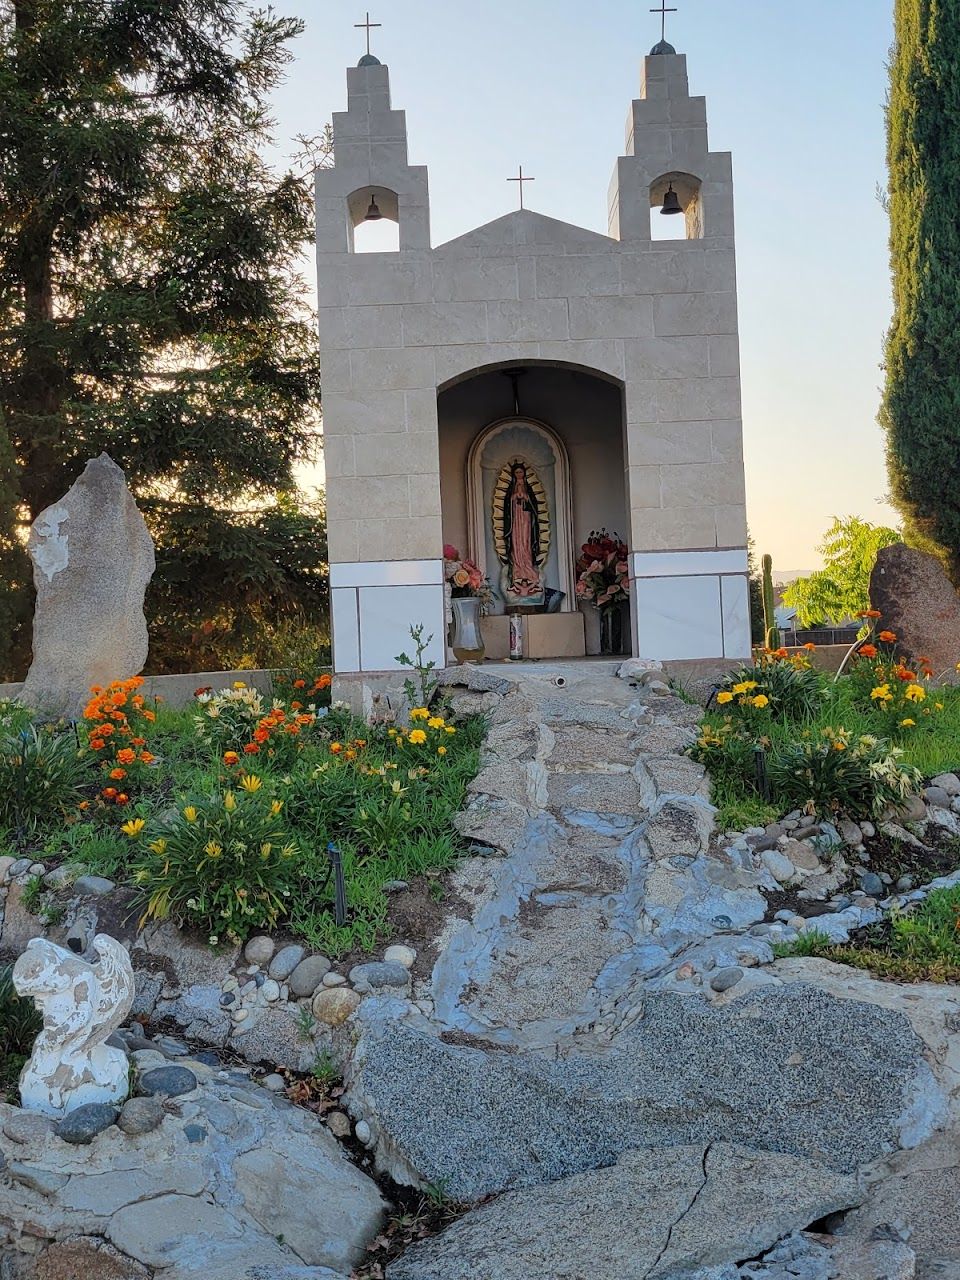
(348, 986, 936, 1201)
(19, 454, 155, 719)
(870, 543, 960, 680)
(386, 1142, 861, 1280)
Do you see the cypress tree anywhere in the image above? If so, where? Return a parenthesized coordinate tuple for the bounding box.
(0, 1, 324, 677)
(882, 0, 960, 575)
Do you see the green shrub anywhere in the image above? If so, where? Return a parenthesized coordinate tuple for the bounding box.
(767, 728, 922, 819)
(131, 777, 303, 945)
(0, 964, 41, 1099)
(0, 725, 90, 836)
(716, 651, 826, 722)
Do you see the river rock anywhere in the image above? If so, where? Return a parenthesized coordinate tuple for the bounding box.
(118, 1096, 164, 1136)
(267, 944, 305, 981)
(313, 986, 361, 1026)
(137, 1066, 197, 1098)
(55, 1103, 119, 1145)
(932, 773, 960, 797)
(349, 961, 411, 995)
(385, 1143, 861, 1280)
(18, 454, 155, 719)
(288, 954, 332, 997)
(243, 935, 275, 966)
(761, 850, 796, 885)
(870, 543, 960, 680)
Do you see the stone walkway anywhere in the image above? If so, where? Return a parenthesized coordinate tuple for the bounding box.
(428, 661, 771, 1049)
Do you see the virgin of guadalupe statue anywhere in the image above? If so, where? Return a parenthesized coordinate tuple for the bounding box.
(492, 459, 550, 607)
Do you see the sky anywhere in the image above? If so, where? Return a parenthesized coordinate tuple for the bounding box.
(269, 0, 900, 571)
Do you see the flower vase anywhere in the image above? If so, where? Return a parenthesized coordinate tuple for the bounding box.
(450, 597, 485, 663)
(599, 604, 626, 656)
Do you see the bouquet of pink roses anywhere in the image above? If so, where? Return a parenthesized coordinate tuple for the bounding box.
(443, 544, 488, 599)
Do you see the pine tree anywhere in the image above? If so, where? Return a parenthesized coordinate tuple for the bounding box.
(0, 1, 325, 677)
(881, 0, 960, 575)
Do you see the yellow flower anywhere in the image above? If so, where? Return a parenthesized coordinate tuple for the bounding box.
(751, 694, 769, 709)
(427, 716, 445, 729)
(409, 707, 430, 721)
(870, 685, 892, 702)
(445, 725, 457, 735)
(121, 818, 146, 838)
(239, 774, 262, 793)
(437, 745, 447, 755)
(204, 841, 223, 858)
(900, 718, 916, 727)
(716, 691, 734, 705)
(904, 684, 926, 703)
(833, 740, 846, 751)
(732, 681, 758, 695)
(183, 806, 198, 823)
(409, 729, 427, 745)
(233, 681, 247, 689)
(224, 791, 237, 812)
(260, 842, 272, 859)
(936, 701, 944, 711)
(270, 799, 284, 816)
(148, 838, 167, 855)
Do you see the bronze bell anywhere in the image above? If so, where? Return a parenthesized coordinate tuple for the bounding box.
(364, 193, 383, 221)
(660, 183, 683, 216)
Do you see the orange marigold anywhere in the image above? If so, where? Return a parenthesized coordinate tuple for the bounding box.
(878, 630, 897, 644)
(116, 748, 136, 765)
(102, 787, 118, 799)
(293, 679, 306, 689)
(139, 751, 154, 764)
(109, 768, 126, 781)
(223, 751, 240, 766)
(858, 644, 877, 659)
(243, 743, 260, 754)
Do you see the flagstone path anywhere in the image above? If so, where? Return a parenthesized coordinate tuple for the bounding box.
(428, 661, 773, 1050)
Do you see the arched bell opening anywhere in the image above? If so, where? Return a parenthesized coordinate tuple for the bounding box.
(649, 171, 704, 241)
(347, 186, 400, 253)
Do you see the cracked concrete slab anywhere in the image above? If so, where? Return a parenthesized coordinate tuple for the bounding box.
(385, 1143, 861, 1280)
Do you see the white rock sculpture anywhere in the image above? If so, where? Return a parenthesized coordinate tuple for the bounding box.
(13, 934, 135, 1117)
(617, 657, 664, 681)
(19, 453, 155, 719)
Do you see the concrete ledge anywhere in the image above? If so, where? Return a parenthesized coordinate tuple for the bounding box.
(0, 670, 276, 713)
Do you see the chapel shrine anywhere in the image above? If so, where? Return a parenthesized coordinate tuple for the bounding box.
(316, 24, 751, 692)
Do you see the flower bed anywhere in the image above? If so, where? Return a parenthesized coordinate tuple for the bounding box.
(0, 674, 485, 957)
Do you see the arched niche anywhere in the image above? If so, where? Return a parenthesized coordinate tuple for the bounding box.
(346, 186, 400, 253)
(649, 171, 704, 240)
(466, 418, 575, 612)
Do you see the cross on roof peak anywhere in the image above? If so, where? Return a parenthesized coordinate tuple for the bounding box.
(507, 165, 535, 211)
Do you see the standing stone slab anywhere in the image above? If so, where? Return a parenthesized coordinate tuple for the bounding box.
(870, 543, 960, 680)
(19, 454, 155, 719)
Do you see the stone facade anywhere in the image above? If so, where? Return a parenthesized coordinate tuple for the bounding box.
(316, 48, 751, 681)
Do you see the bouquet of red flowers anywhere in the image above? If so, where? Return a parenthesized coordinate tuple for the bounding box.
(575, 530, 630, 609)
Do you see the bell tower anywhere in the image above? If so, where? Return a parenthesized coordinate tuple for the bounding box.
(314, 52, 430, 255)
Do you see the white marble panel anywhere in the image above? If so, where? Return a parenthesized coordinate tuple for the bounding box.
(331, 588, 361, 673)
(358, 584, 446, 671)
(330, 560, 444, 589)
(720, 574, 752, 660)
(632, 548, 748, 578)
(635, 575, 723, 660)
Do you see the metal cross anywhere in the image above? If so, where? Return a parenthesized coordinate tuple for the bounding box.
(354, 11, 382, 57)
(650, 1, 677, 42)
(508, 165, 535, 210)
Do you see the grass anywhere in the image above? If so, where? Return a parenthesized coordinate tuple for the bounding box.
(775, 885, 960, 983)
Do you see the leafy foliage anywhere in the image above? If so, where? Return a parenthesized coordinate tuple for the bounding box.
(0, 725, 91, 836)
(881, 2, 960, 574)
(781, 518, 902, 627)
(767, 728, 922, 819)
(715, 649, 827, 721)
(0, 964, 41, 1100)
(0, 0, 325, 677)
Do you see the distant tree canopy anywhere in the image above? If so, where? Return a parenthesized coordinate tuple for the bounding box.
(781, 517, 901, 629)
(881, 0, 960, 577)
(0, 0, 326, 677)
